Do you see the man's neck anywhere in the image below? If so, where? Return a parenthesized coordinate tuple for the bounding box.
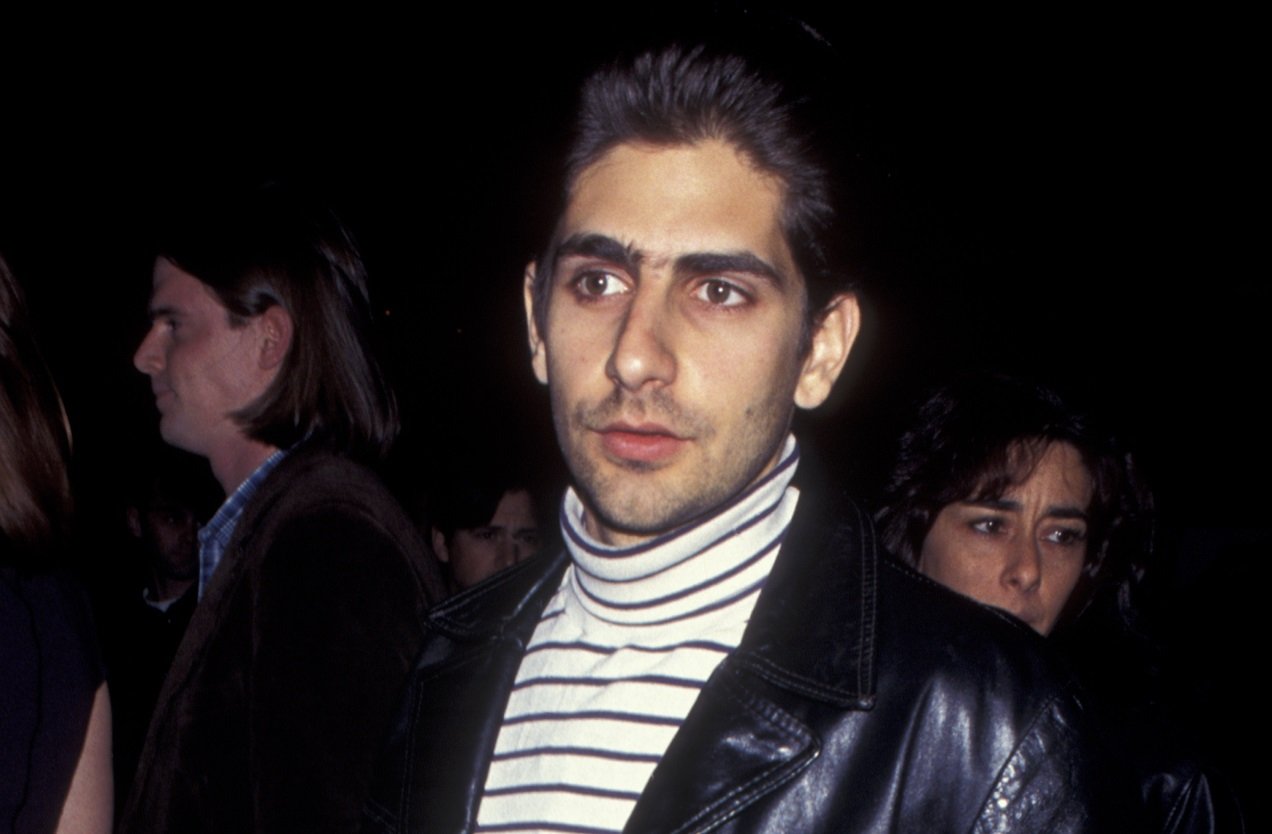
(209, 438, 281, 496)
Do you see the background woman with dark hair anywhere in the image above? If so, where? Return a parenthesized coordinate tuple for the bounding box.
(1, 255, 112, 833)
(876, 370, 1241, 833)
(876, 371, 1148, 635)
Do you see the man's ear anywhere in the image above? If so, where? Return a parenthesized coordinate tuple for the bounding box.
(794, 292, 860, 410)
(524, 263, 549, 385)
(258, 305, 293, 371)
(431, 527, 451, 564)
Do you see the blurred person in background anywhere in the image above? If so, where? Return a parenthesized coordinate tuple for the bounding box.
(412, 440, 558, 595)
(94, 448, 218, 812)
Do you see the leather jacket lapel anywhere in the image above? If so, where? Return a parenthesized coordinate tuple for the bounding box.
(387, 633, 531, 831)
(623, 490, 880, 833)
(373, 551, 570, 832)
(733, 491, 877, 708)
(623, 661, 819, 833)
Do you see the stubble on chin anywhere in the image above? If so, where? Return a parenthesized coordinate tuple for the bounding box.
(551, 387, 711, 535)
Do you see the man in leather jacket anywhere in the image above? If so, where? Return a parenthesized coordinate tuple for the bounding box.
(364, 44, 1112, 833)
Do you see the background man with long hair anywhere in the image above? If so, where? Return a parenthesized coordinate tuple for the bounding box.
(122, 186, 443, 833)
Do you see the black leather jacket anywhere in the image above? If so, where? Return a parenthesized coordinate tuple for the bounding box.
(364, 490, 1113, 833)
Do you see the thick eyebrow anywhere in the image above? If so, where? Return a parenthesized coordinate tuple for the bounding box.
(960, 498, 1089, 522)
(552, 234, 788, 291)
(676, 251, 788, 289)
(553, 233, 642, 275)
(1042, 506, 1089, 522)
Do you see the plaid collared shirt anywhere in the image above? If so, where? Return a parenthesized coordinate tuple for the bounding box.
(196, 448, 289, 600)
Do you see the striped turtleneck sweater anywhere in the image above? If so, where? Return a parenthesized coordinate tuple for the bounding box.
(475, 436, 801, 834)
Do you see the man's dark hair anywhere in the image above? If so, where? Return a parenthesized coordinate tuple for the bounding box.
(876, 371, 1151, 615)
(157, 184, 398, 460)
(428, 469, 539, 545)
(424, 439, 557, 544)
(533, 44, 847, 352)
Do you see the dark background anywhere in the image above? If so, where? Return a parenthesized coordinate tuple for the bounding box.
(2, 5, 1263, 818)
(2, 8, 1262, 520)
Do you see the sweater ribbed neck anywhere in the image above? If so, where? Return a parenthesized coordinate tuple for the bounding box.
(560, 435, 800, 627)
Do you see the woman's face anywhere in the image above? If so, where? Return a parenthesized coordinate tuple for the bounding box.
(918, 442, 1093, 636)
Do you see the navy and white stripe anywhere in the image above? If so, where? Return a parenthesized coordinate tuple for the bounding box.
(476, 437, 800, 833)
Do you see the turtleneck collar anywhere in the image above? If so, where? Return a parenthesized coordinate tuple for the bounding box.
(559, 435, 800, 627)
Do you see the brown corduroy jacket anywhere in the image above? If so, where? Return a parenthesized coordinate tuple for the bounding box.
(120, 446, 443, 834)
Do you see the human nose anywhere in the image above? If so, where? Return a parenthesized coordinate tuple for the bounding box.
(133, 325, 164, 375)
(605, 289, 675, 391)
(495, 536, 519, 570)
(1002, 537, 1042, 594)
(509, 539, 534, 566)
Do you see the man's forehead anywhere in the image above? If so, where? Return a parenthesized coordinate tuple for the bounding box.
(554, 140, 796, 278)
(150, 259, 228, 314)
(567, 140, 786, 212)
(567, 138, 783, 194)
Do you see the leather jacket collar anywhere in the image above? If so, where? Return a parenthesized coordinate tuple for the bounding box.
(366, 488, 883, 833)
(427, 485, 877, 708)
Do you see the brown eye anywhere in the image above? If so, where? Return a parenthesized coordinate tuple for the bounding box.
(694, 278, 748, 307)
(1043, 527, 1087, 546)
(575, 271, 627, 298)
